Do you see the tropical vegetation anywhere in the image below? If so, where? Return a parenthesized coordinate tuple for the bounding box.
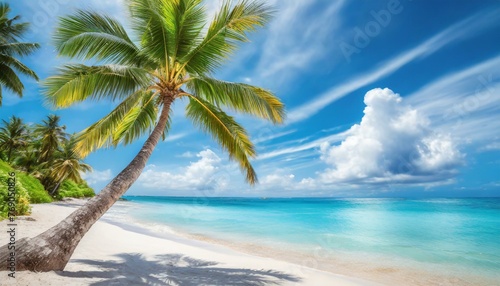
(0, 114, 95, 218)
(0, 0, 284, 272)
(0, 2, 39, 106)
(0, 159, 49, 219)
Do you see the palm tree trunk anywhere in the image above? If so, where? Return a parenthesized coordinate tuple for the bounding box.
(7, 147, 12, 163)
(0, 96, 175, 271)
(50, 180, 63, 196)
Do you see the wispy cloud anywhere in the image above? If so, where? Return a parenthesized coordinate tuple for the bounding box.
(220, 0, 345, 87)
(480, 142, 500, 152)
(164, 132, 189, 143)
(254, 129, 296, 144)
(407, 55, 500, 147)
(257, 131, 347, 160)
(287, 7, 500, 124)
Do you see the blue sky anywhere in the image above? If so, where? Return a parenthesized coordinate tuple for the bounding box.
(3, 0, 500, 197)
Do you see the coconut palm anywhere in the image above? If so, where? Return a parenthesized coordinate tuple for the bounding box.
(0, 0, 284, 271)
(49, 135, 92, 195)
(34, 114, 67, 163)
(0, 116, 28, 162)
(13, 146, 39, 173)
(12, 130, 40, 173)
(0, 2, 40, 106)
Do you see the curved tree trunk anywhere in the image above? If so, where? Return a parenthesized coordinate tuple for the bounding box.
(0, 96, 174, 272)
(50, 180, 63, 196)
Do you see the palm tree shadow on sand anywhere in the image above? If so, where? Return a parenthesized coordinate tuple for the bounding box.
(58, 253, 302, 285)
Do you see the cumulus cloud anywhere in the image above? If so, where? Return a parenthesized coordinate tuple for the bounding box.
(261, 173, 295, 186)
(257, 171, 318, 193)
(319, 88, 463, 185)
(138, 149, 226, 192)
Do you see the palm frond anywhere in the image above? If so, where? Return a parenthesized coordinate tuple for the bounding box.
(186, 94, 257, 184)
(43, 64, 151, 108)
(0, 3, 39, 105)
(0, 3, 30, 42)
(188, 77, 285, 123)
(181, 0, 272, 75)
(73, 90, 151, 157)
(54, 10, 142, 65)
(113, 91, 164, 145)
(0, 62, 23, 96)
(169, 0, 206, 64)
(0, 42, 40, 57)
(54, 135, 93, 183)
(0, 53, 39, 80)
(129, 0, 176, 70)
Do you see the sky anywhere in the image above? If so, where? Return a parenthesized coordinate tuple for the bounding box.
(3, 0, 500, 198)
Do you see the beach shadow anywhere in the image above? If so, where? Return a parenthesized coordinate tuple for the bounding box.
(58, 253, 301, 285)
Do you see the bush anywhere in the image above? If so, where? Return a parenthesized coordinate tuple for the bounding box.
(0, 160, 52, 219)
(17, 172, 52, 203)
(0, 160, 51, 203)
(0, 171, 32, 219)
(57, 179, 95, 199)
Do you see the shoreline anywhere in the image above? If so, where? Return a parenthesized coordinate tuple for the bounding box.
(107, 199, 499, 286)
(0, 200, 376, 286)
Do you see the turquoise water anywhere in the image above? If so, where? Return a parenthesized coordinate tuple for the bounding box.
(119, 197, 500, 281)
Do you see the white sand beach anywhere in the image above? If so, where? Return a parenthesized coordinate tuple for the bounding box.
(0, 201, 377, 286)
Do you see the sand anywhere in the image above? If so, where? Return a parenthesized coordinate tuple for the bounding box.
(0, 200, 377, 286)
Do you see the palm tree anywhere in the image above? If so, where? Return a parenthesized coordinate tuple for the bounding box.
(12, 128, 40, 172)
(0, 116, 28, 162)
(0, 0, 284, 271)
(30, 114, 68, 191)
(13, 146, 39, 173)
(49, 135, 92, 195)
(34, 114, 67, 163)
(0, 2, 40, 106)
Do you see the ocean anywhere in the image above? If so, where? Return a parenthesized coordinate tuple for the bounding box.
(107, 197, 500, 285)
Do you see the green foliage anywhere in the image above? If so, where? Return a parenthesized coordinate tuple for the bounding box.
(0, 2, 40, 106)
(44, 0, 285, 186)
(49, 135, 92, 185)
(0, 116, 28, 163)
(1, 115, 94, 197)
(0, 171, 31, 219)
(186, 96, 257, 183)
(57, 179, 95, 199)
(0, 160, 53, 219)
(0, 160, 51, 203)
(16, 171, 51, 203)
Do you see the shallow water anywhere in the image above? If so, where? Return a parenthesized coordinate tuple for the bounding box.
(108, 197, 500, 285)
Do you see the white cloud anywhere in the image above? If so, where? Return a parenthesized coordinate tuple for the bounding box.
(407, 55, 500, 146)
(256, 170, 318, 193)
(287, 7, 500, 124)
(261, 172, 295, 186)
(164, 133, 188, 142)
(179, 151, 196, 158)
(253, 129, 296, 144)
(81, 169, 113, 185)
(219, 0, 344, 87)
(138, 149, 225, 191)
(318, 88, 463, 185)
(480, 142, 500, 152)
(257, 131, 347, 160)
